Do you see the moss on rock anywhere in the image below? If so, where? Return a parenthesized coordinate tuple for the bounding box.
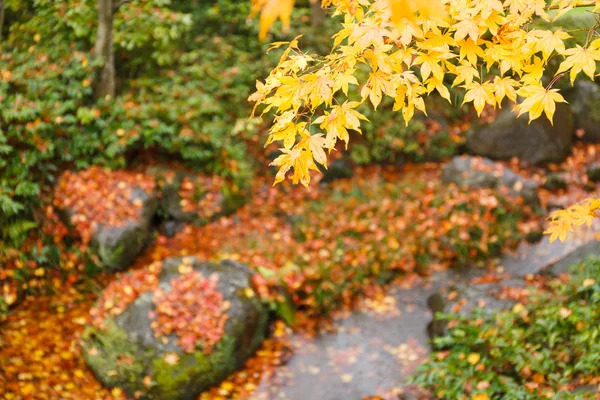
(150, 336, 238, 400)
(82, 257, 269, 400)
(81, 320, 148, 392)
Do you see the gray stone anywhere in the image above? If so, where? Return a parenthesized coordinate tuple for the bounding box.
(466, 103, 573, 164)
(150, 167, 243, 224)
(156, 170, 198, 222)
(60, 184, 157, 272)
(500, 234, 600, 278)
(82, 257, 268, 400)
(94, 187, 156, 272)
(567, 80, 600, 143)
(320, 158, 353, 183)
(441, 155, 540, 206)
(540, 241, 600, 277)
(159, 220, 185, 238)
(427, 277, 522, 339)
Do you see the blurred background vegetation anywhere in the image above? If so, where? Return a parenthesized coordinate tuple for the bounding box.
(0, 0, 467, 310)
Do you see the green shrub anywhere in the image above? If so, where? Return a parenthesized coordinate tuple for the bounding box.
(0, 41, 98, 248)
(412, 257, 600, 399)
(350, 98, 461, 165)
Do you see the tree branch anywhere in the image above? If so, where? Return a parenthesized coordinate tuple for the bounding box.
(546, 0, 595, 9)
(113, 0, 131, 14)
(0, 0, 5, 42)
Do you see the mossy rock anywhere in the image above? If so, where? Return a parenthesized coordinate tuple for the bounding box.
(566, 81, 600, 143)
(150, 167, 246, 224)
(82, 257, 269, 400)
(466, 103, 573, 165)
(441, 155, 540, 206)
(59, 184, 157, 273)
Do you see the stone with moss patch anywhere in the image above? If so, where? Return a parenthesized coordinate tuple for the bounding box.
(60, 183, 157, 273)
(151, 167, 245, 224)
(82, 257, 268, 400)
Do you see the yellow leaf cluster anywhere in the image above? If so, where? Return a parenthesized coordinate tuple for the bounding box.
(250, 0, 296, 41)
(250, 0, 600, 185)
(545, 198, 600, 243)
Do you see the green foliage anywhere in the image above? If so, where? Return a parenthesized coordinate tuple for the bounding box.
(0, 0, 267, 303)
(350, 99, 459, 165)
(237, 178, 525, 316)
(412, 257, 600, 399)
(0, 41, 97, 249)
(8, 0, 192, 72)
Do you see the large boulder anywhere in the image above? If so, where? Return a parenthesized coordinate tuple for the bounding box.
(151, 167, 244, 224)
(567, 80, 600, 143)
(82, 257, 268, 400)
(441, 155, 540, 206)
(466, 103, 573, 164)
(54, 167, 157, 272)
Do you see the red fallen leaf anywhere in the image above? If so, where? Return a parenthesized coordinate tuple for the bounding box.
(470, 273, 510, 285)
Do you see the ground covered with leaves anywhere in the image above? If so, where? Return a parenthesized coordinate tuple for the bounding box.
(2, 140, 598, 399)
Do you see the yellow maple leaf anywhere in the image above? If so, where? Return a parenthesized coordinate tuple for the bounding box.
(493, 76, 518, 105)
(450, 61, 479, 87)
(333, 69, 359, 95)
(529, 29, 571, 62)
(544, 218, 573, 243)
(270, 147, 309, 186)
(458, 39, 485, 66)
(258, 0, 296, 41)
(388, 0, 445, 24)
(516, 84, 565, 123)
(314, 101, 368, 149)
(462, 81, 495, 117)
(557, 45, 600, 84)
(297, 129, 328, 167)
(360, 71, 393, 110)
(467, 352, 481, 365)
(302, 71, 335, 110)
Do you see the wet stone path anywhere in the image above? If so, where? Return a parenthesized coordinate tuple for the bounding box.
(253, 224, 600, 400)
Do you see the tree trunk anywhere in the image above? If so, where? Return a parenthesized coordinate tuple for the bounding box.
(0, 0, 6, 42)
(95, 0, 115, 100)
(310, 0, 325, 28)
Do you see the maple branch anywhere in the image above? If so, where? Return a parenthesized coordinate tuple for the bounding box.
(546, 72, 566, 90)
(546, 1, 596, 10)
(113, 0, 131, 14)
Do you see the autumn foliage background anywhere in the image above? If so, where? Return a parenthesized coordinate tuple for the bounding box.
(0, 0, 600, 399)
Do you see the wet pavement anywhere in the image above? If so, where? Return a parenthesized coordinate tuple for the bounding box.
(254, 283, 434, 400)
(252, 223, 600, 400)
